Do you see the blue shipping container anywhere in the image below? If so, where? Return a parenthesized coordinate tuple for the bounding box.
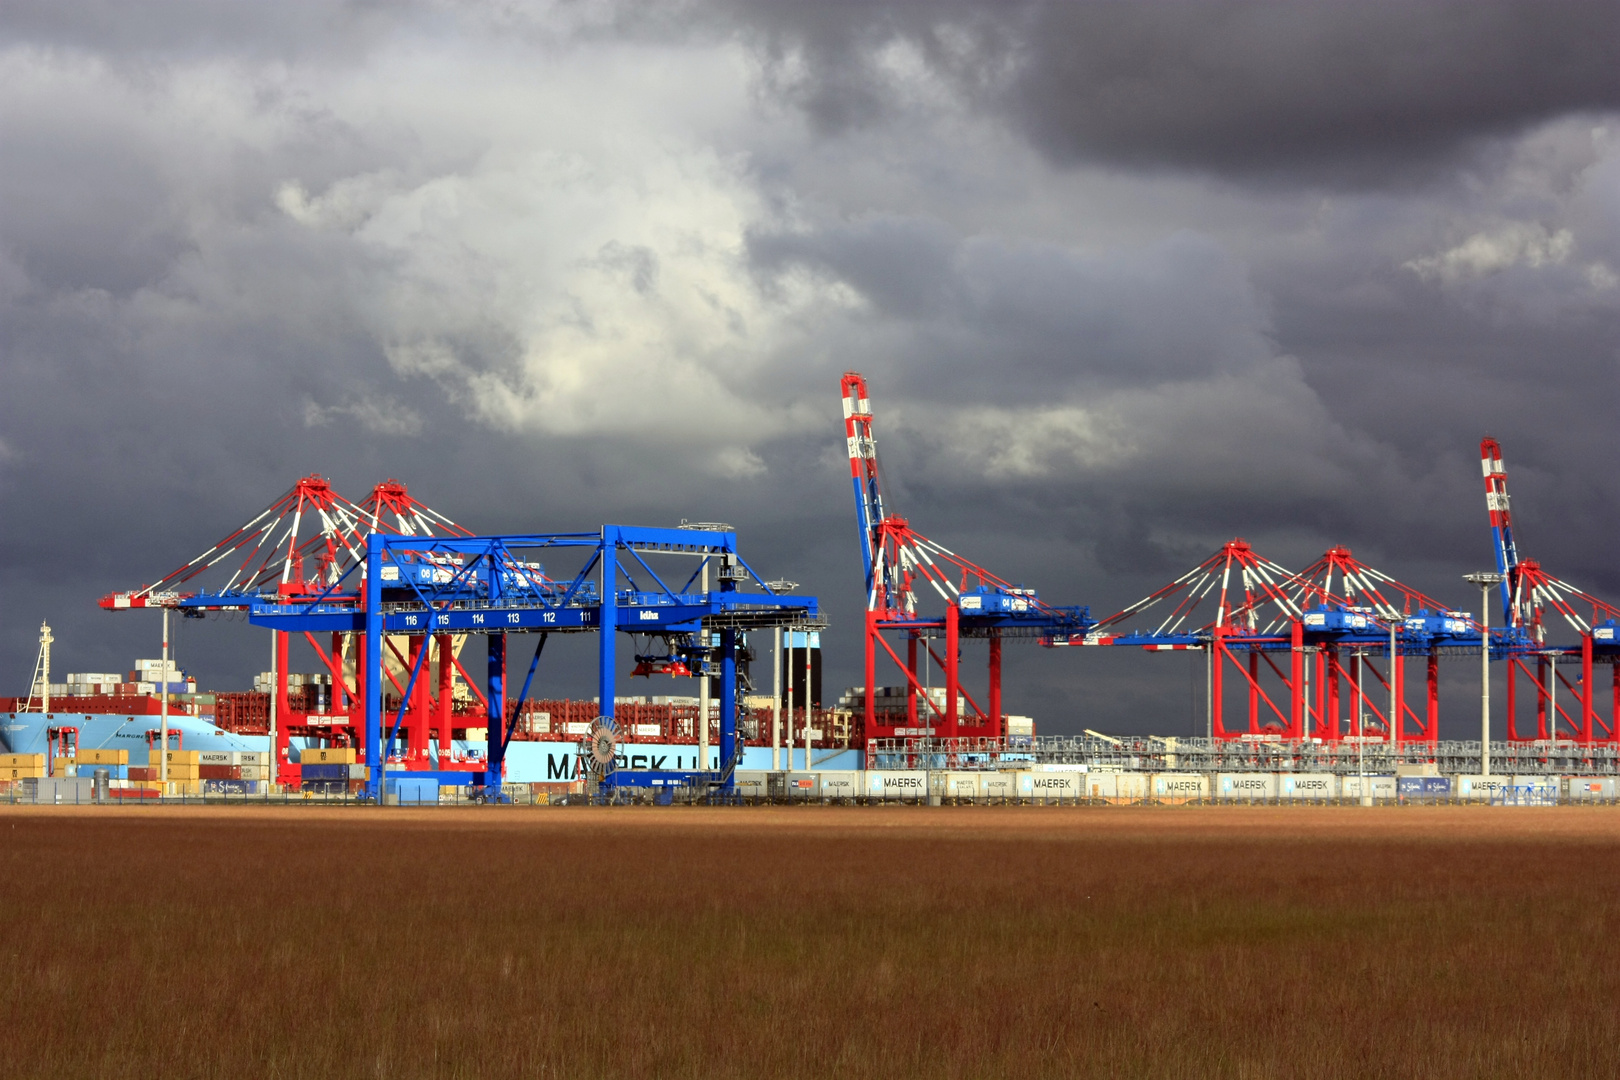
(1397, 776, 1451, 798)
(301, 763, 349, 780)
(203, 779, 259, 795)
(385, 777, 440, 805)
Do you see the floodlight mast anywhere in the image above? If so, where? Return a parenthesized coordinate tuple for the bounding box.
(1464, 571, 1506, 776)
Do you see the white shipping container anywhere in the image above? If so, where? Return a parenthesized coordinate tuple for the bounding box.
(233, 751, 269, 766)
(1278, 774, 1337, 800)
(562, 722, 593, 736)
(1005, 716, 1034, 736)
(980, 772, 1019, 799)
(237, 765, 268, 780)
(866, 770, 928, 800)
(1217, 773, 1278, 800)
(1151, 773, 1209, 802)
(1340, 775, 1396, 799)
(198, 751, 235, 765)
(1454, 775, 1509, 800)
(733, 770, 769, 796)
(1085, 772, 1149, 801)
(1027, 771, 1082, 800)
(1566, 777, 1616, 801)
(818, 771, 861, 799)
(941, 772, 980, 799)
(631, 724, 662, 738)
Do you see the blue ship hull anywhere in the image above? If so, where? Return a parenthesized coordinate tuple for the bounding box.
(1, 711, 263, 765)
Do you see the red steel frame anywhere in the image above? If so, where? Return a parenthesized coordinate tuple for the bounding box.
(101, 476, 490, 783)
(1484, 438, 1620, 746)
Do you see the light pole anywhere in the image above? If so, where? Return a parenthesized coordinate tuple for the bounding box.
(1463, 572, 1506, 777)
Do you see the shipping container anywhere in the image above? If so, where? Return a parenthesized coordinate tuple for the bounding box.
(78, 748, 129, 766)
(865, 770, 928, 800)
(1397, 776, 1452, 799)
(301, 763, 350, 780)
(1084, 772, 1148, 801)
(198, 764, 242, 780)
(1151, 773, 1209, 802)
(818, 771, 861, 799)
(0, 753, 46, 769)
(1217, 773, 1278, 801)
(1565, 777, 1616, 800)
(980, 772, 1019, 799)
(733, 770, 769, 797)
(202, 779, 260, 795)
(1027, 772, 1082, 800)
(21, 777, 96, 804)
(942, 772, 980, 799)
(300, 747, 356, 765)
(1454, 775, 1510, 800)
(1278, 774, 1337, 800)
(1340, 775, 1397, 800)
(162, 750, 202, 766)
(385, 777, 440, 805)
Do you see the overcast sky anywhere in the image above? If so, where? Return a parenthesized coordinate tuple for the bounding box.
(4, 1, 1619, 736)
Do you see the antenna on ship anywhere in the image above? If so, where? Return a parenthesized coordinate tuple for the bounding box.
(25, 622, 53, 715)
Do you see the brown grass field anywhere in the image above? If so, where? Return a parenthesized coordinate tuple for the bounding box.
(3, 805, 1619, 1079)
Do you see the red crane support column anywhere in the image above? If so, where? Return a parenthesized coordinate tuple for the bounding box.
(1326, 647, 1342, 741)
(1537, 656, 1550, 739)
(1612, 661, 1620, 746)
(944, 604, 960, 739)
(351, 631, 366, 771)
(1211, 628, 1226, 738)
(864, 611, 877, 739)
(988, 637, 1003, 738)
(1506, 658, 1519, 741)
(436, 632, 454, 768)
(275, 628, 291, 726)
(1290, 620, 1305, 740)
(1426, 650, 1440, 743)
(907, 634, 919, 727)
(1394, 648, 1405, 746)
(1248, 650, 1260, 734)
(1582, 633, 1596, 744)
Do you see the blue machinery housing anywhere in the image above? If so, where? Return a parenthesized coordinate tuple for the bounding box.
(243, 526, 818, 801)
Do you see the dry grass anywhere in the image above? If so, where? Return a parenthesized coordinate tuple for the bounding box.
(3, 805, 1619, 1079)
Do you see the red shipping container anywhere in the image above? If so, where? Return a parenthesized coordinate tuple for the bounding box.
(198, 764, 242, 780)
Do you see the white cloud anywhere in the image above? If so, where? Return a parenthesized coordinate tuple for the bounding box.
(1404, 222, 1574, 281)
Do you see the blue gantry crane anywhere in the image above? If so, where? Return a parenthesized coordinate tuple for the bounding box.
(246, 525, 818, 800)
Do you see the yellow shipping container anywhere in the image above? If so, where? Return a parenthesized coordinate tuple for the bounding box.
(79, 748, 129, 765)
(0, 753, 46, 769)
(164, 765, 201, 780)
(163, 750, 202, 765)
(6, 766, 47, 780)
(52, 757, 77, 773)
(302, 747, 356, 764)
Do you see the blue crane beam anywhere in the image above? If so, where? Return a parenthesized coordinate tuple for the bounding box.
(243, 526, 818, 801)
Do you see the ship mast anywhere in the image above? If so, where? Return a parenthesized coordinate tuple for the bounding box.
(25, 622, 53, 714)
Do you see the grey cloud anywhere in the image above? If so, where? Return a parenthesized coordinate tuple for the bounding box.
(719, 0, 1620, 182)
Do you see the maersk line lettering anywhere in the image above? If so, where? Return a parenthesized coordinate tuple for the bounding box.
(883, 777, 924, 789)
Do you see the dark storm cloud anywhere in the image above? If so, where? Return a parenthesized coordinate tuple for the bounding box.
(721, 0, 1620, 180)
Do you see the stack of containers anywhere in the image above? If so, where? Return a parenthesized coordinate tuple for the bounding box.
(198, 751, 268, 794)
(161, 750, 202, 794)
(78, 748, 129, 781)
(300, 746, 365, 794)
(2, 753, 46, 783)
